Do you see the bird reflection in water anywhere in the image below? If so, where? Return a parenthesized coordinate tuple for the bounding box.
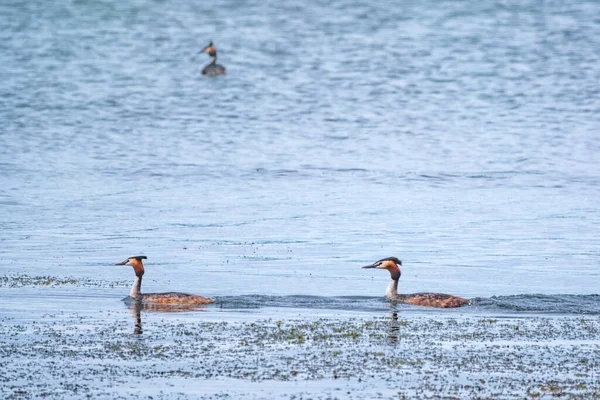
(388, 312, 401, 345)
(127, 300, 210, 335)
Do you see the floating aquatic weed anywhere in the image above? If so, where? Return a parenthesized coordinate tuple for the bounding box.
(0, 274, 128, 288)
(2, 315, 600, 398)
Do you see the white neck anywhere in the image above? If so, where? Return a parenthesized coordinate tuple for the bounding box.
(130, 275, 142, 297)
(386, 279, 399, 299)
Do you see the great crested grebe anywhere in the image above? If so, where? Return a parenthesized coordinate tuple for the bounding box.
(363, 257, 468, 308)
(200, 41, 226, 76)
(115, 256, 214, 305)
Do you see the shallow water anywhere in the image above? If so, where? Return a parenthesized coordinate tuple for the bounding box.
(1, 0, 600, 397)
(1, 304, 599, 399)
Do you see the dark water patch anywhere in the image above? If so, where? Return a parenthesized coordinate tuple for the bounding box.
(215, 295, 392, 312)
(301, 165, 370, 174)
(170, 222, 223, 228)
(215, 294, 600, 315)
(470, 294, 600, 315)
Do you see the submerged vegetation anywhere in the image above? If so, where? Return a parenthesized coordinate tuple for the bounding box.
(0, 274, 128, 288)
(0, 312, 599, 399)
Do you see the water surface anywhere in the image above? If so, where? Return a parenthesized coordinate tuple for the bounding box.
(1, 0, 599, 330)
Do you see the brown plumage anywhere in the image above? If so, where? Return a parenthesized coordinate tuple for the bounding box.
(141, 292, 214, 305)
(362, 257, 468, 308)
(115, 256, 215, 305)
(396, 292, 468, 308)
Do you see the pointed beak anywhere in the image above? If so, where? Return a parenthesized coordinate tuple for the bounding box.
(362, 263, 378, 269)
(115, 259, 129, 266)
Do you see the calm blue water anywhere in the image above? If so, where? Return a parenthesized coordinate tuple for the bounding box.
(1, 0, 599, 312)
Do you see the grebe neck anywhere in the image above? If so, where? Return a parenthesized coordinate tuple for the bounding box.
(386, 278, 399, 300)
(130, 273, 143, 298)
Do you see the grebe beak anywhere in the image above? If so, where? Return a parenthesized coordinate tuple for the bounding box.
(363, 261, 388, 269)
(200, 41, 214, 54)
(115, 259, 129, 266)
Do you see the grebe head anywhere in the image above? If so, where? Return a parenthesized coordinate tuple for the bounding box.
(362, 257, 402, 280)
(115, 256, 147, 276)
(201, 41, 217, 57)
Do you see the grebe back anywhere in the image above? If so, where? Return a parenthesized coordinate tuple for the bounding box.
(115, 256, 214, 305)
(363, 257, 468, 308)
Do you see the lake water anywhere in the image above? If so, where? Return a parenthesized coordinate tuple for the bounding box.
(1, 0, 600, 313)
(2, 1, 600, 398)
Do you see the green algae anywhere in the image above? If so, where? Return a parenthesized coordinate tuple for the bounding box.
(0, 313, 599, 399)
(0, 274, 127, 288)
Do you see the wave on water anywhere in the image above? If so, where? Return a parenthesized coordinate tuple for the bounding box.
(469, 294, 600, 315)
(213, 295, 392, 312)
(213, 294, 600, 315)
